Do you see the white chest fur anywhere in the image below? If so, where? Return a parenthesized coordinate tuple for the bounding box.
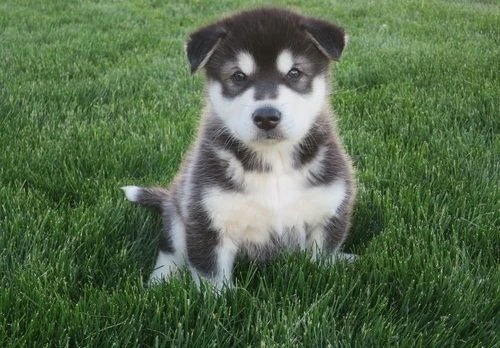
(201, 148, 346, 248)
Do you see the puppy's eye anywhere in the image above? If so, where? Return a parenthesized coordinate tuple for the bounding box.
(231, 71, 247, 83)
(287, 68, 302, 79)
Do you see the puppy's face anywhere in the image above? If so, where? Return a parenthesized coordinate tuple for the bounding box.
(187, 9, 346, 147)
(206, 49, 328, 146)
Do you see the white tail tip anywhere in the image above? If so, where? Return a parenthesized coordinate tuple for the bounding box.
(121, 186, 141, 202)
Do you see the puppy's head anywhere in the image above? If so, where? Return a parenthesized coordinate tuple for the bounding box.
(186, 8, 346, 146)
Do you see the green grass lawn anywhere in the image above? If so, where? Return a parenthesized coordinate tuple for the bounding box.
(1, 0, 498, 346)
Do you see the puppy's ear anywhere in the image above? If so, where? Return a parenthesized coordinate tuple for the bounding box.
(301, 18, 346, 61)
(186, 23, 226, 73)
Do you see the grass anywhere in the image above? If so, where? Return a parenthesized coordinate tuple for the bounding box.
(0, 0, 498, 346)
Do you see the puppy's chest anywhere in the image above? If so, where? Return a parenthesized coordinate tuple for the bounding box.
(202, 164, 345, 246)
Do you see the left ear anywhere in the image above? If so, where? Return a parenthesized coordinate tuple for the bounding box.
(186, 23, 227, 73)
(301, 18, 346, 61)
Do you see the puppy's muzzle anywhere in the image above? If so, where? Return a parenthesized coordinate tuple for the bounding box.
(252, 107, 281, 131)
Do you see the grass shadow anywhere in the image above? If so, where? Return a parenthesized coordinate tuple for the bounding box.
(344, 197, 385, 252)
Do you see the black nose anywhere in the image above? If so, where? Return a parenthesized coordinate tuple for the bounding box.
(252, 107, 281, 131)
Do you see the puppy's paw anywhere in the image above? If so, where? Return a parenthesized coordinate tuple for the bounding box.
(331, 252, 358, 263)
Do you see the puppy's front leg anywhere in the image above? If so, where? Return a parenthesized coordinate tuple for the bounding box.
(212, 237, 238, 290)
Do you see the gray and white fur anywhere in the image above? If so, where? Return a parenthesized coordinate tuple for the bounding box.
(122, 8, 357, 290)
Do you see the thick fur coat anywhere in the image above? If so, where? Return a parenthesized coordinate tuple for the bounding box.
(123, 8, 356, 290)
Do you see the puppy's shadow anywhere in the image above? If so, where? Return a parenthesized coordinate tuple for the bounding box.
(343, 196, 385, 252)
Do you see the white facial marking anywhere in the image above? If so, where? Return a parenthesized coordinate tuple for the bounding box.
(237, 51, 256, 75)
(277, 76, 327, 142)
(276, 49, 294, 75)
(208, 81, 256, 142)
(208, 75, 327, 145)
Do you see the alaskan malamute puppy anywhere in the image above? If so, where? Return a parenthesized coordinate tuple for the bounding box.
(122, 8, 356, 290)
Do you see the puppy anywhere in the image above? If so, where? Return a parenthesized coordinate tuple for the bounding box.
(122, 8, 356, 290)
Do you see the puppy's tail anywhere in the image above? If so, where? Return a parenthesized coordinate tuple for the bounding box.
(121, 186, 168, 213)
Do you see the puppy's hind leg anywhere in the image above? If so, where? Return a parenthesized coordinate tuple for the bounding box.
(121, 186, 187, 285)
(149, 205, 187, 285)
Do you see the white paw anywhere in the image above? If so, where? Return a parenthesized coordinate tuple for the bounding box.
(148, 265, 178, 286)
(148, 252, 181, 286)
(331, 252, 358, 263)
(188, 268, 233, 294)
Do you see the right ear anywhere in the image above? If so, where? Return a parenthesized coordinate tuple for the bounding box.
(186, 23, 226, 73)
(301, 17, 346, 61)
